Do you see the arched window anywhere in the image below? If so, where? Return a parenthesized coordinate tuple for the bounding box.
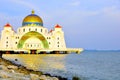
(29, 28, 31, 31)
(37, 44, 39, 47)
(57, 37, 59, 40)
(35, 28, 37, 31)
(23, 28, 25, 32)
(6, 41, 8, 43)
(45, 29, 47, 33)
(6, 45, 8, 47)
(19, 29, 20, 32)
(34, 44, 36, 47)
(41, 29, 42, 32)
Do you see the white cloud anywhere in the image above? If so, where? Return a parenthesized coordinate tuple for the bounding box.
(9, 0, 43, 14)
(0, 0, 46, 29)
(79, 6, 120, 18)
(98, 6, 120, 21)
(9, 0, 36, 9)
(69, 0, 81, 6)
(0, 13, 22, 31)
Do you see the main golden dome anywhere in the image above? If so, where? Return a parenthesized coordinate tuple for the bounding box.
(22, 10, 43, 26)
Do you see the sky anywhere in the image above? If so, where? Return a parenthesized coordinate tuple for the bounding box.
(0, 0, 120, 50)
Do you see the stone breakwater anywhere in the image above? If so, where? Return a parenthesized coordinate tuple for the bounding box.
(0, 58, 67, 80)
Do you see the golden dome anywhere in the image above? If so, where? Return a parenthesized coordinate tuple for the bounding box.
(22, 10, 43, 26)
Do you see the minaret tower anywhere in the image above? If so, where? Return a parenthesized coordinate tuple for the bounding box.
(0, 23, 14, 49)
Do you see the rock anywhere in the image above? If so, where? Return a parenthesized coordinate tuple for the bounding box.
(1, 65, 9, 71)
(39, 75, 47, 80)
(56, 76, 67, 80)
(7, 65, 18, 70)
(0, 71, 11, 78)
(0, 74, 9, 78)
(9, 70, 15, 73)
(72, 76, 81, 80)
(0, 65, 4, 70)
(9, 76, 30, 80)
(46, 76, 52, 80)
(15, 59, 18, 61)
(52, 77, 59, 80)
(0, 53, 2, 58)
(0, 58, 67, 80)
(14, 72, 25, 77)
(16, 66, 30, 74)
(30, 73, 40, 80)
(46, 76, 59, 80)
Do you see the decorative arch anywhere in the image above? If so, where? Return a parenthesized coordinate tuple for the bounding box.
(17, 31, 49, 49)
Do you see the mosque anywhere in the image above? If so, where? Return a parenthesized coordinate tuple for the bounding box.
(0, 10, 83, 54)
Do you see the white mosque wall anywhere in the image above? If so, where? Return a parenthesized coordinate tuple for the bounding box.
(0, 25, 66, 50)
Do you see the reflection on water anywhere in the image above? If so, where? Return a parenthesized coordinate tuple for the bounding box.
(3, 54, 66, 73)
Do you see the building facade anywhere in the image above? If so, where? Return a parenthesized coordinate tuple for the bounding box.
(0, 11, 66, 52)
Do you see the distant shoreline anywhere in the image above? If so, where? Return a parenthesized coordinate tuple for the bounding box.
(83, 50, 120, 52)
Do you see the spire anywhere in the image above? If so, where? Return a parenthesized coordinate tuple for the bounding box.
(31, 10, 35, 14)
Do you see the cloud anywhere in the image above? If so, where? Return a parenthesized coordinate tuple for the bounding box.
(97, 6, 120, 21)
(77, 6, 120, 18)
(0, 13, 22, 31)
(0, 0, 46, 30)
(9, 0, 36, 9)
(9, 0, 43, 14)
(69, 0, 81, 6)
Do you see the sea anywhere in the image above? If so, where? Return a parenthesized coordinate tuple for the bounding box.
(3, 51, 120, 80)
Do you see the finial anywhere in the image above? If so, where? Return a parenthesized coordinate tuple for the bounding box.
(31, 10, 35, 14)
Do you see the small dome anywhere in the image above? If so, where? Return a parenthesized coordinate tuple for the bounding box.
(22, 10, 43, 26)
(4, 23, 11, 27)
(55, 24, 62, 28)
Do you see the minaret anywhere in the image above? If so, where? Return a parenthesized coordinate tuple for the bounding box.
(0, 23, 14, 49)
(52, 24, 66, 49)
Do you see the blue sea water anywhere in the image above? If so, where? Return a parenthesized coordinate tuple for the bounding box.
(3, 51, 120, 80)
(65, 51, 120, 80)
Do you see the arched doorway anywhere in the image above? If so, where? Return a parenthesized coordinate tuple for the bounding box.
(17, 31, 49, 49)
